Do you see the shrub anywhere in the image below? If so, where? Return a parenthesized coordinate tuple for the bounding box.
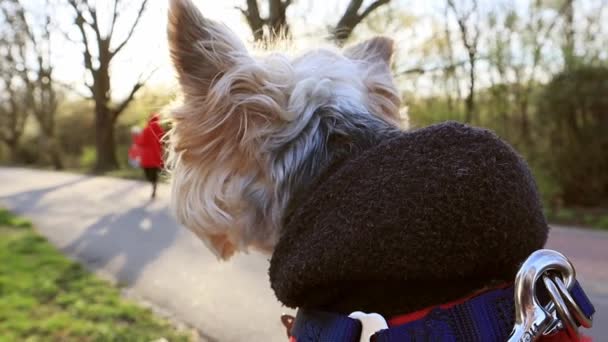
(537, 66, 608, 207)
(79, 146, 96, 170)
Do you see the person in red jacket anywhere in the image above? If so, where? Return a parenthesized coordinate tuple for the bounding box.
(135, 113, 165, 198)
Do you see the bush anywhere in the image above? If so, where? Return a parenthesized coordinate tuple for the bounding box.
(537, 66, 608, 207)
(79, 146, 96, 170)
(14, 136, 41, 165)
(56, 110, 95, 157)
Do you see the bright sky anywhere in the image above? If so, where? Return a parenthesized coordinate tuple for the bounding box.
(43, 0, 433, 98)
(17, 0, 606, 99)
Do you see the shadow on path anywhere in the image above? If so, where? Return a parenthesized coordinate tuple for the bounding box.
(63, 203, 179, 285)
(0, 176, 89, 213)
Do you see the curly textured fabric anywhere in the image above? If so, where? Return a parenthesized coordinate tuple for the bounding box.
(269, 121, 549, 316)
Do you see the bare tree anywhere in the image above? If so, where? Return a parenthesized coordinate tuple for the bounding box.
(238, 0, 391, 45)
(0, 8, 27, 161)
(0, 67, 29, 162)
(238, 0, 293, 42)
(0, 0, 61, 166)
(447, 0, 480, 123)
(333, 0, 391, 45)
(66, 0, 150, 171)
(6, 0, 63, 169)
(562, 0, 575, 68)
(509, 1, 570, 144)
(441, 5, 461, 113)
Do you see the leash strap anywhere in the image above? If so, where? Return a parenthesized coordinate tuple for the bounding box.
(292, 310, 361, 342)
(291, 281, 594, 342)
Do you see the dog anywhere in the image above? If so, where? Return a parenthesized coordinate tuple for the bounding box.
(166, 0, 403, 260)
(165, 1, 596, 341)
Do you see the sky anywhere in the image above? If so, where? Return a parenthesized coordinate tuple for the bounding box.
(51, 0, 252, 97)
(15, 0, 607, 100)
(17, 0, 254, 98)
(39, 0, 438, 99)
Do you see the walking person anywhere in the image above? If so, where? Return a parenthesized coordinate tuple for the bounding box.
(135, 113, 165, 198)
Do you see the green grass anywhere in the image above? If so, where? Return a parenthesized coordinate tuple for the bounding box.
(545, 207, 608, 230)
(0, 208, 192, 342)
(0, 209, 32, 228)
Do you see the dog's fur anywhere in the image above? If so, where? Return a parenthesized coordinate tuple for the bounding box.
(167, 0, 403, 259)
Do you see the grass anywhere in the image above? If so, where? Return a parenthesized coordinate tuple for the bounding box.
(0, 208, 193, 342)
(74, 146, 147, 181)
(545, 207, 608, 230)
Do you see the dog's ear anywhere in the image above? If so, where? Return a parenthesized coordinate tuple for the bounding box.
(168, 0, 247, 97)
(344, 36, 394, 65)
(344, 36, 401, 124)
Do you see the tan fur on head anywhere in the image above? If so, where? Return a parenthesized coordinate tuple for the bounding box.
(167, 0, 402, 259)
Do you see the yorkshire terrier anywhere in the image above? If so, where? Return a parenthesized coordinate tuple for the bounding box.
(166, 0, 403, 260)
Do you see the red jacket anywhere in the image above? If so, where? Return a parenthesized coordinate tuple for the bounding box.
(135, 115, 164, 168)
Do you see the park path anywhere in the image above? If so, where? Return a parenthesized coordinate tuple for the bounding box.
(0, 167, 605, 341)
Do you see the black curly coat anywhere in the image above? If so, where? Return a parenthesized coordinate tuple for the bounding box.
(269, 121, 548, 317)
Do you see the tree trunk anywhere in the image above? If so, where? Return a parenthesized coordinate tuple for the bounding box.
(519, 98, 531, 144)
(94, 104, 118, 172)
(38, 133, 64, 170)
(49, 140, 64, 170)
(563, 0, 575, 69)
(92, 49, 118, 172)
(7, 141, 20, 164)
(268, 0, 289, 38)
(465, 56, 476, 123)
(334, 18, 359, 45)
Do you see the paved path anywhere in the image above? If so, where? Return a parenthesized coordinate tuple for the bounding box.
(0, 167, 605, 341)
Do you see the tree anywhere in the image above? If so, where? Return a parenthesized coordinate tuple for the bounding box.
(238, 0, 293, 42)
(562, 0, 575, 68)
(446, 0, 480, 123)
(538, 66, 608, 206)
(333, 0, 391, 45)
(0, 66, 29, 162)
(0, 0, 58, 165)
(238, 0, 391, 45)
(6, 0, 63, 169)
(481, 1, 573, 144)
(66, 0, 150, 171)
(0, 7, 26, 161)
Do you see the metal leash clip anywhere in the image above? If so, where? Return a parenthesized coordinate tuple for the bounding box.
(508, 249, 593, 342)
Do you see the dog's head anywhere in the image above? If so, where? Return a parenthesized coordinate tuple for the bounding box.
(167, 0, 401, 259)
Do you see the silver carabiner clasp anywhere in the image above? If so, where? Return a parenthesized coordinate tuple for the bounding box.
(508, 249, 576, 342)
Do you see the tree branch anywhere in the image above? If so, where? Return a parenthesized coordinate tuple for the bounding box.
(85, 3, 103, 44)
(112, 83, 142, 120)
(239, 0, 265, 41)
(448, 0, 476, 55)
(359, 0, 391, 22)
(111, 68, 155, 119)
(10, 0, 36, 45)
(110, 0, 148, 58)
(67, 0, 96, 28)
(398, 53, 488, 77)
(67, 0, 95, 75)
(56, 80, 93, 98)
(109, 0, 120, 38)
(343, 0, 364, 18)
(333, 0, 391, 44)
